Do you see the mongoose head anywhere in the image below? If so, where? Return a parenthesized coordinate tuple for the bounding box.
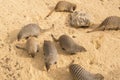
(17, 33, 29, 41)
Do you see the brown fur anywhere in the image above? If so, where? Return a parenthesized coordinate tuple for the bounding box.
(16, 37, 39, 58)
(87, 16, 120, 33)
(17, 23, 54, 41)
(43, 40, 58, 71)
(69, 63, 104, 80)
(51, 34, 86, 54)
(45, 1, 76, 19)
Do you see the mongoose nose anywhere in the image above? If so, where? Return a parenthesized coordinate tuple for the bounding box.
(45, 63, 50, 71)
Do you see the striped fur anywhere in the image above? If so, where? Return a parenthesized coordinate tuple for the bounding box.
(17, 24, 41, 41)
(26, 37, 39, 58)
(69, 64, 104, 80)
(45, 1, 76, 19)
(87, 16, 120, 33)
(16, 37, 39, 58)
(51, 34, 86, 54)
(17, 23, 53, 41)
(43, 40, 58, 71)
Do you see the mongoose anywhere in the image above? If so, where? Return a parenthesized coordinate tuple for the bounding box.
(45, 1, 76, 19)
(69, 62, 104, 80)
(17, 23, 53, 41)
(51, 34, 86, 54)
(16, 37, 39, 58)
(43, 40, 58, 71)
(87, 16, 120, 33)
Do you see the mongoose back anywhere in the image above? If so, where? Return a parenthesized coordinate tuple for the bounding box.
(43, 40, 58, 71)
(70, 11, 91, 28)
(17, 23, 53, 41)
(87, 16, 120, 33)
(45, 1, 76, 19)
(51, 34, 86, 54)
(69, 63, 104, 80)
(16, 37, 39, 58)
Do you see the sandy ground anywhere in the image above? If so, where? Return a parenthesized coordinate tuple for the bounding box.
(0, 0, 120, 80)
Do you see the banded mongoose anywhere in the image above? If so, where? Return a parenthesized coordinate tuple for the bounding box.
(51, 34, 86, 54)
(43, 40, 58, 71)
(45, 1, 76, 19)
(16, 37, 39, 58)
(87, 16, 120, 33)
(69, 63, 104, 80)
(17, 23, 53, 41)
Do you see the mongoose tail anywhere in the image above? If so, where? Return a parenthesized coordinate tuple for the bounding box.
(44, 9, 55, 19)
(87, 27, 104, 33)
(41, 24, 54, 33)
(76, 45, 87, 52)
(51, 34, 59, 42)
(16, 45, 26, 51)
(87, 24, 104, 33)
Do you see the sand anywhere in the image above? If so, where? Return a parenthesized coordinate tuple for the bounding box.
(0, 0, 120, 80)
